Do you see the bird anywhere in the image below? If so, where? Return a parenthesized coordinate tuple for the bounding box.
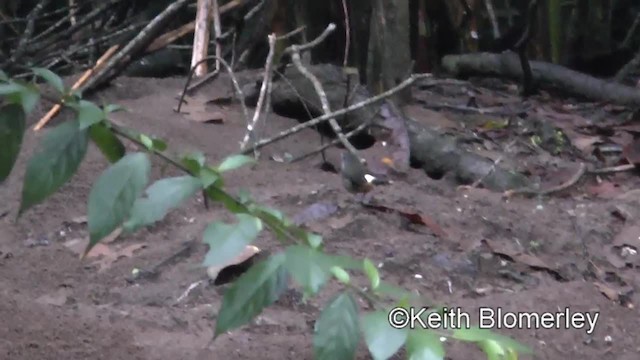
(340, 151, 391, 201)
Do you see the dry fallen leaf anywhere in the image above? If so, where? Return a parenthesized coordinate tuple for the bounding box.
(175, 94, 226, 124)
(207, 245, 261, 284)
(63, 237, 146, 271)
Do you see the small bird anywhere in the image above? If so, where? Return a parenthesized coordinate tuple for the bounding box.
(340, 152, 391, 201)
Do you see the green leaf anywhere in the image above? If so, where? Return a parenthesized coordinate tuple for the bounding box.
(104, 104, 127, 114)
(284, 245, 331, 294)
(405, 330, 445, 360)
(32, 67, 65, 93)
(330, 266, 351, 284)
(199, 166, 220, 187)
(215, 253, 288, 336)
(314, 292, 360, 360)
(217, 154, 255, 172)
(87, 152, 150, 251)
(0, 70, 7, 81)
(361, 311, 408, 360)
(124, 175, 202, 232)
(139, 134, 154, 150)
(203, 213, 263, 267)
(0, 82, 40, 113)
(19, 119, 88, 215)
(152, 137, 167, 152)
(452, 327, 531, 354)
(205, 186, 248, 213)
(89, 122, 125, 163)
(0, 104, 26, 183)
(363, 258, 380, 289)
(0, 82, 24, 95)
(71, 100, 106, 130)
(306, 232, 323, 248)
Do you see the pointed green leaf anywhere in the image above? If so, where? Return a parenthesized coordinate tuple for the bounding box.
(124, 175, 202, 232)
(361, 311, 408, 360)
(0, 82, 40, 113)
(87, 152, 150, 250)
(306, 232, 323, 248)
(199, 166, 220, 187)
(203, 213, 263, 267)
(284, 245, 331, 294)
(314, 292, 360, 360)
(71, 100, 106, 130)
(205, 186, 248, 213)
(452, 327, 531, 354)
(215, 253, 288, 336)
(151, 137, 167, 152)
(32, 67, 65, 93)
(217, 154, 255, 172)
(104, 104, 127, 114)
(330, 266, 351, 284)
(89, 122, 125, 163)
(363, 258, 380, 289)
(139, 134, 154, 150)
(0, 82, 23, 95)
(406, 330, 445, 360)
(20, 119, 88, 215)
(0, 104, 26, 183)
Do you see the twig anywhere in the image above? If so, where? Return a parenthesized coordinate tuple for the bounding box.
(288, 113, 377, 163)
(212, 0, 222, 71)
(33, 45, 120, 131)
(240, 34, 277, 155)
(458, 140, 516, 191)
(191, 0, 213, 76)
(285, 24, 361, 160)
(621, 12, 640, 49)
(341, 0, 350, 67)
(503, 162, 586, 197)
(80, 0, 192, 93)
(241, 73, 439, 155)
(7, 0, 52, 67)
(587, 164, 635, 174)
(484, 0, 501, 39)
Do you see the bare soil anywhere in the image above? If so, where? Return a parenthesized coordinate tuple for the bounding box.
(1, 75, 640, 360)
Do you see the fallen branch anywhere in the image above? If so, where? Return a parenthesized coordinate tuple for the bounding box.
(33, 44, 119, 131)
(240, 33, 277, 154)
(442, 52, 640, 107)
(80, 0, 192, 93)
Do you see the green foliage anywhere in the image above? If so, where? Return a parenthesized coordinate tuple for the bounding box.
(0, 104, 26, 183)
(203, 213, 263, 267)
(32, 67, 65, 94)
(89, 122, 126, 163)
(0, 68, 532, 360)
(361, 311, 408, 360)
(406, 329, 445, 360)
(19, 119, 89, 215)
(124, 175, 203, 233)
(215, 253, 289, 336)
(72, 100, 107, 130)
(314, 292, 360, 360)
(216, 154, 255, 172)
(87, 152, 151, 252)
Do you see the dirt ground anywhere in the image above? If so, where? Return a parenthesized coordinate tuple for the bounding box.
(2, 75, 640, 360)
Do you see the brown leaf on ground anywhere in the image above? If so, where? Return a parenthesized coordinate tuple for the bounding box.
(481, 239, 560, 276)
(64, 237, 147, 271)
(594, 282, 620, 302)
(586, 180, 623, 199)
(362, 203, 448, 238)
(175, 94, 225, 124)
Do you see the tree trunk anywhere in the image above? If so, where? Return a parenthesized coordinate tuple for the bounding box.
(366, 0, 412, 104)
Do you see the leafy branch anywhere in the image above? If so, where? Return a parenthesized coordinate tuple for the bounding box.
(0, 68, 531, 360)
